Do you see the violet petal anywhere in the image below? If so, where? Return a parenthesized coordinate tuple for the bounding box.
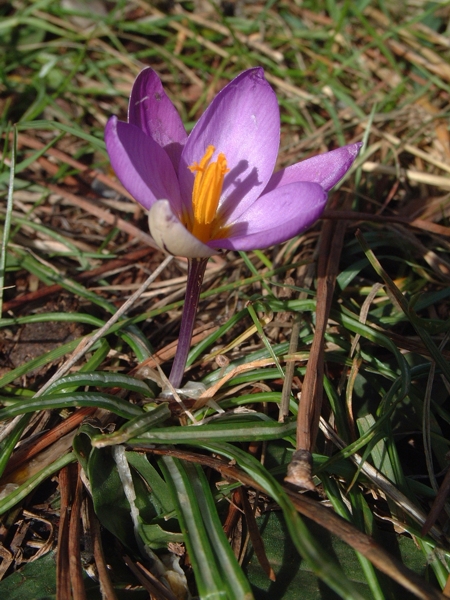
(265, 142, 362, 194)
(128, 67, 187, 171)
(105, 117, 182, 212)
(209, 182, 327, 251)
(178, 68, 280, 219)
(149, 200, 217, 258)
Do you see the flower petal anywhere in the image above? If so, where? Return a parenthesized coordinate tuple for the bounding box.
(128, 67, 187, 171)
(264, 142, 362, 194)
(178, 68, 280, 219)
(105, 116, 182, 212)
(209, 182, 327, 251)
(149, 200, 217, 258)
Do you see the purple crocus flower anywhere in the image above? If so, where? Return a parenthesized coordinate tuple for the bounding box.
(105, 67, 361, 258)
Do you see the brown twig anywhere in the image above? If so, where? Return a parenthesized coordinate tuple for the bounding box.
(68, 466, 86, 600)
(2, 407, 96, 478)
(56, 465, 72, 600)
(421, 465, 450, 537)
(285, 216, 347, 489)
(239, 487, 276, 581)
(88, 496, 118, 600)
(123, 556, 179, 600)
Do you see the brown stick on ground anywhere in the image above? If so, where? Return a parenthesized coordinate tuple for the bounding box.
(68, 466, 87, 600)
(56, 465, 72, 600)
(421, 465, 450, 536)
(2, 407, 96, 479)
(285, 217, 347, 490)
(88, 497, 118, 600)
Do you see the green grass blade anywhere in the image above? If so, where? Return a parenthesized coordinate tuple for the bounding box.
(199, 442, 366, 600)
(158, 456, 229, 600)
(0, 392, 144, 420)
(0, 126, 16, 316)
(129, 418, 297, 445)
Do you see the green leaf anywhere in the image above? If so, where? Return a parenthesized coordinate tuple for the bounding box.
(139, 523, 184, 549)
(0, 551, 56, 599)
(0, 392, 144, 420)
(91, 404, 171, 447)
(87, 445, 138, 552)
(245, 512, 371, 600)
(159, 456, 254, 600)
(126, 451, 174, 515)
(129, 417, 297, 445)
(198, 443, 366, 600)
(44, 371, 155, 396)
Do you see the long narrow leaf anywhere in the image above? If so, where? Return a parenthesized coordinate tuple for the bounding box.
(158, 456, 228, 600)
(129, 418, 297, 445)
(188, 463, 254, 599)
(198, 442, 366, 600)
(0, 392, 144, 420)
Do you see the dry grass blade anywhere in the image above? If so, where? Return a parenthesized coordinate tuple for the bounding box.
(2, 408, 95, 479)
(68, 469, 86, 600)
(2, 247, 153, 313)
(46, 184, 157, 248)
(1, 0, 450, 597)
(123, 556, 179, 600)
(285, 489, 447, 600)
(422, 465, 450, 537)
(88, 498, 118, 600)
(239, 487, 276, 582)
(323, 210, 450, 238)
(362, 162, 450, 191)
(56, 466, 72, 600)
(193, 358, 276, 409)
(319, 419, 443, 541)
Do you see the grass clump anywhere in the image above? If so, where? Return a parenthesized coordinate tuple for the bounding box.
(1, 1, 450, 598)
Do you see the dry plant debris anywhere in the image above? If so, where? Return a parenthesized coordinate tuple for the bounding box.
(0, 1, 450, 599)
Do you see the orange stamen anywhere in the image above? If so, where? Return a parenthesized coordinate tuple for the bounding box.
(188, 145, 229, 243)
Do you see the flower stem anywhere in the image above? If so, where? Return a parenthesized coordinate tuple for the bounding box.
(169, 257, 208, 389)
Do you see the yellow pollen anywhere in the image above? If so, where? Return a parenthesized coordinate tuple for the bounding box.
(188, 145, 229, 243)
